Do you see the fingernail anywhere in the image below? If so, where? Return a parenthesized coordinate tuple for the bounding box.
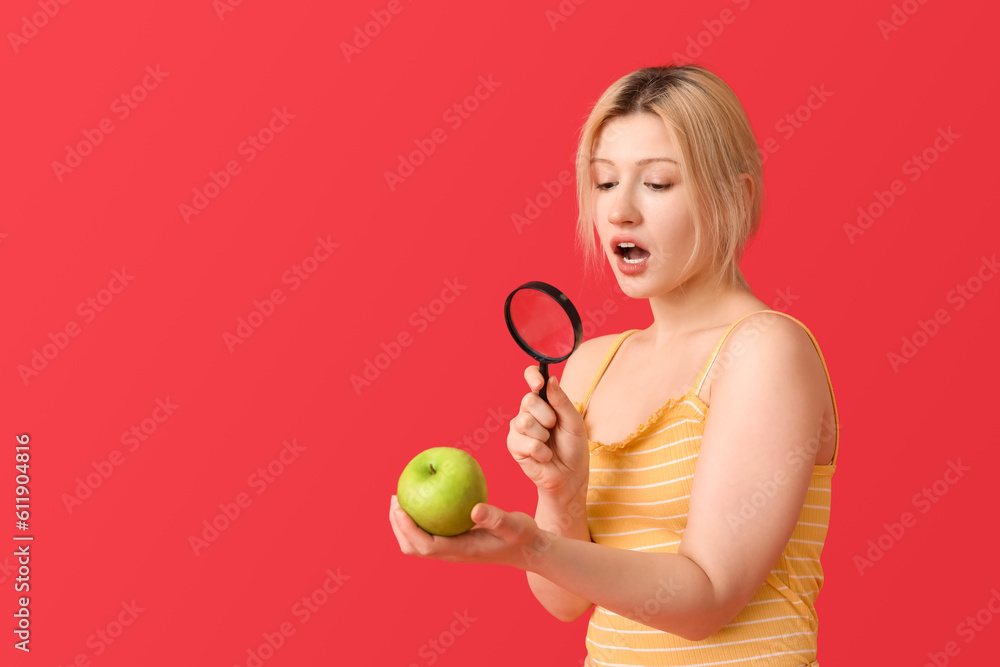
(551, 376, 559, 390)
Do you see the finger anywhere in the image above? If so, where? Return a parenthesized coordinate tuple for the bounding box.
(511, 403, 553, 444)
(520, 390, 558, 430)
(389, 495, 435, 556)
(545, 376, 588, 438)
(471, 503, 506, 533)
(388, 496, 413, 551)
(523, 365, 545, 394)
(471, 504, 532, 547)
(508, 433, 553, 465)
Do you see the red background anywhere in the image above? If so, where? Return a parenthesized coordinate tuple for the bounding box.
(3, 0, 999, 664)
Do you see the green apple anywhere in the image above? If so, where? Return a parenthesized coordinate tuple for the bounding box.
(396, 447, 488, 536)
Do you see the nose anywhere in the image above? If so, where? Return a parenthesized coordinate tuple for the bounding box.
(607, 182, 640, 226)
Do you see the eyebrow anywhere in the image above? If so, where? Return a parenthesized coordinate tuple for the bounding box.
(590, 157, 679, 166)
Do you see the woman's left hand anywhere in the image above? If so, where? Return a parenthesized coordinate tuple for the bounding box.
(389, 495, 545, 570)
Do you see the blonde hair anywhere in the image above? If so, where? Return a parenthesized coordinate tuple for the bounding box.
(575, 64, 763, 294)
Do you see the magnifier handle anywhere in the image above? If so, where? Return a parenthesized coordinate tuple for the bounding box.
(538, 362, 550, 404)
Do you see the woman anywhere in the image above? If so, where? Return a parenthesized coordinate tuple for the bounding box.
(389, 64, 839, 666)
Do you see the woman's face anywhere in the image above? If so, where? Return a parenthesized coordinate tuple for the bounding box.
(590, 112, 704, 299)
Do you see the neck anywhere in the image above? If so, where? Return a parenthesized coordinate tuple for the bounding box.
(645, 270, 752, 345)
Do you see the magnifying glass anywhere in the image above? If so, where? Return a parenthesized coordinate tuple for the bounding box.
(504, 281, 583, 403)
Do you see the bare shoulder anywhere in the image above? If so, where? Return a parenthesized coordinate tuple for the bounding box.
(713, 312, 830, 412)
(558, 332, 628, 406)
(731, 310, 815, 346)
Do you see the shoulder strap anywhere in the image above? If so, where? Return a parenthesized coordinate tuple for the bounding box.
(692, 310, 778, 396)
(692, 310, 840, 466)
(579, 330, 641, 418)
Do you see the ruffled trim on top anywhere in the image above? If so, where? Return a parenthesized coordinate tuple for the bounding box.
(585, 389, 708, 455)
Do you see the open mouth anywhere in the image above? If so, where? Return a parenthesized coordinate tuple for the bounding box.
(615, 242, 650, 264)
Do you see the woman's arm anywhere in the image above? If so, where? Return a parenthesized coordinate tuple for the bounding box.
(517, 338, 614, 621)
(390, 316, 832, 640)
(525, 488, 594, 621)
(521, 316, 833, 639)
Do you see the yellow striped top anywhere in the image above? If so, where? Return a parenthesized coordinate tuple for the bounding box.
(572, 310, 839, 667)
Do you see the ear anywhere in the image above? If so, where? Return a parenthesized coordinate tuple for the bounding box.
(739, 173, 754, 204)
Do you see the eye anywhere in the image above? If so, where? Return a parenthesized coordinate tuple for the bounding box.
(595, 182, 616, 191)
(647, 182, 673, 191)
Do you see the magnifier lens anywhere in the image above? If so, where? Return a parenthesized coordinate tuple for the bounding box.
(508, 288, 576, 360)
(505, 281, 583, 404)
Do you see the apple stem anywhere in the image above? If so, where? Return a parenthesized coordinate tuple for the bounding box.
(429, 463, 436, 475)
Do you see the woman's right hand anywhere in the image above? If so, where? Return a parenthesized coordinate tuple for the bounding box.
(507, 365, 591, 502)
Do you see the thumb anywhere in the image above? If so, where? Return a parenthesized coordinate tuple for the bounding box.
(545, 376, 587, 437)
(471, 503, 507, 533)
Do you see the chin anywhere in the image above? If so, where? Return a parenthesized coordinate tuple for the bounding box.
(613, 271, 678, 301)
(613, 275, 653, 299)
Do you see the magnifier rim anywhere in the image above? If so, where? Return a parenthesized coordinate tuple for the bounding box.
(504, 280, 584, 364)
